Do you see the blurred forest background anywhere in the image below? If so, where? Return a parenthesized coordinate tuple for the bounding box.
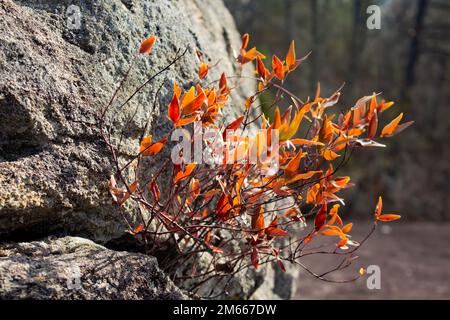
(224, 0, 450, 221)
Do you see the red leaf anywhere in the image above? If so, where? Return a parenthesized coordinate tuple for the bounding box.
(314, 203, 327, 231)
(168, 94, 180, 124)
(223, 116, 245, 139)
(251, 247, 259, 270)
(277, 259, 286, 272)
(149, 179, 161, 202)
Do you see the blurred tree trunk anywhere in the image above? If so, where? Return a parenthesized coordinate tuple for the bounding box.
(404, 0, 429, 90)
(309, 0, 319, 94)
(348, 0, 363, 99)
(284, 0, 294, 44)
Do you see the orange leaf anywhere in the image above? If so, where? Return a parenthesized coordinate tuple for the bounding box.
(241, 33, 249, 49)
(141, 137, 167, 156)
(128, 224, 144, 235)
(216, 193, 232, 220)
(286, 40, 296, 71)
(266, 217, 288, 238)
(223, 116, 245, 139)
(290, 138, 324, 146)
(256, 56, 267, 80)
(198, 63, 208, 79)
(272, 55, 284, 80)
(306, 183, 321, 204)
(338, 238, 348, 248)
(377, 214, 401, 222)
(283, 208, 300, 218)
(320, 228, 342, 237)
(368, 109, 378, 139)
(174, 163, 197, 183)
(374, 196, 383, 217)
(176, 116, 197, 127)
(245, 95, 255, 109)
(304, 234, 313, 244)
(139, 35, 156, 54)
(210, 245, 223, 254)
(266, 227, 288, 238)
(342, 222, 353, 234)
(323, 149, 340, 161)
(381, 113, 403, 137)
(279, 114, 299, 141)
(168, 94, 180, 124)
(287, 170, 321, 184)
(284, 150, 304, 177)
(139, 135, 152, 153)
(173, 81, 182, 98)
(242, 47, 265, 64)
(252, 207, 265, 236)
(379, 101, 394, 113)
(182, 88, 206, 115)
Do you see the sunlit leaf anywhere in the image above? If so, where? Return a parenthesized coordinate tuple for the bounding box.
(381, 112, 403, 137)
(284, 150, 303, 177)
(139, 35, 156, 54)
(377, 214, 401, 222)
(272, 55, 284, 80)
(168, 93, 180, 124)
(174, 163, 197, 183)
(323, 149, 340, 161)
(242, 33, 250, 49)
(198, 63, 208, 79)
(342, 222, 353, 234)
(286, 40, 296, 71)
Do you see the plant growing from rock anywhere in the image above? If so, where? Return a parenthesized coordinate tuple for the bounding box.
(99, 33, 412, 298)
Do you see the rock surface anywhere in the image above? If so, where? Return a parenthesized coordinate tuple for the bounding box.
(0, 236, 185, 299)
(0, 0, 298, 300)
(0, 0, 254, 242)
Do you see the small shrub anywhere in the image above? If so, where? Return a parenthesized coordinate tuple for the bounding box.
(99, 34, 412, 298)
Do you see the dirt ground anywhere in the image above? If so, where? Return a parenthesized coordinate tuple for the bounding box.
(294, 222, 450, 299)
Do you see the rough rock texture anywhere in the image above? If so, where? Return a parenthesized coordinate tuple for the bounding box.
(0, 0, 254, 242)
(0, 0, 298, 300)
(0, 236, 185, 299)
